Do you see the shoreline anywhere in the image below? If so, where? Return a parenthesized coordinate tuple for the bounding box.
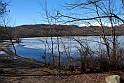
(0, 41, 19, 56)
(0, 41, 45, 64)
(0, 42, 124, 83)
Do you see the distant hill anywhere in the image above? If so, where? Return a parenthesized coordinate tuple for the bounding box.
(0, 24, 124, 40)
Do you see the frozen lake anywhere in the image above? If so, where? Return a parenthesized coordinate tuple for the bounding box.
(10, 36, 124, 64)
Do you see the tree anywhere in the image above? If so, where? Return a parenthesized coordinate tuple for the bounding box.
(0, 0, 8, 24)
(0, 1, 6, 16)
(37, 0, 59, 65)
(122, 0, 124, 4)
(60, 0, 124, 71)
(0, 0, 17, 55)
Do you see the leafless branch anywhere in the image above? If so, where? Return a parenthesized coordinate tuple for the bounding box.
(66, 0, 102, 9)
(59, 13, 124, 23)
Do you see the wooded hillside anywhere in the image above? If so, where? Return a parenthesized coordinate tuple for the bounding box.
(0, 24, 124, 40)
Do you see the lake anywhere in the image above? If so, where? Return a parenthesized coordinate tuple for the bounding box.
(10, 36, 124, 65)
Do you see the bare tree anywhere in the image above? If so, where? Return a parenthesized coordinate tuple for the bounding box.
(37, 0, 62, 65)
(0, 0, 17, 55)
(122, 0, 124, 4)
(59, 0, 124, 71)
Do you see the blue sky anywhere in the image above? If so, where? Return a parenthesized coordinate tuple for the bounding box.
(5, 0, 124, 26)
(7, 0, 71, 26)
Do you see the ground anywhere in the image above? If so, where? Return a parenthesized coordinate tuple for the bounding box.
(0, 43, 124, 83)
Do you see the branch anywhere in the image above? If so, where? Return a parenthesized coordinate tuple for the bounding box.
(66, 0, 101, 9)
(59, 14, 112, 22)
(59, 13, 124, 23)
(110, 13, 124, 23)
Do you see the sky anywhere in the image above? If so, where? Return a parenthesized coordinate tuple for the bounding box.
(5, 0, 124, 26)
(6, 0, 72, 26)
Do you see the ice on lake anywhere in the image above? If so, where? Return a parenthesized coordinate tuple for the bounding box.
(10, 36, 124, 64)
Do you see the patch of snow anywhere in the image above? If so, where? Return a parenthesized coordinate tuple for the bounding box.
(79, 22, 120, 27)
(0, 51, 6, 54)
